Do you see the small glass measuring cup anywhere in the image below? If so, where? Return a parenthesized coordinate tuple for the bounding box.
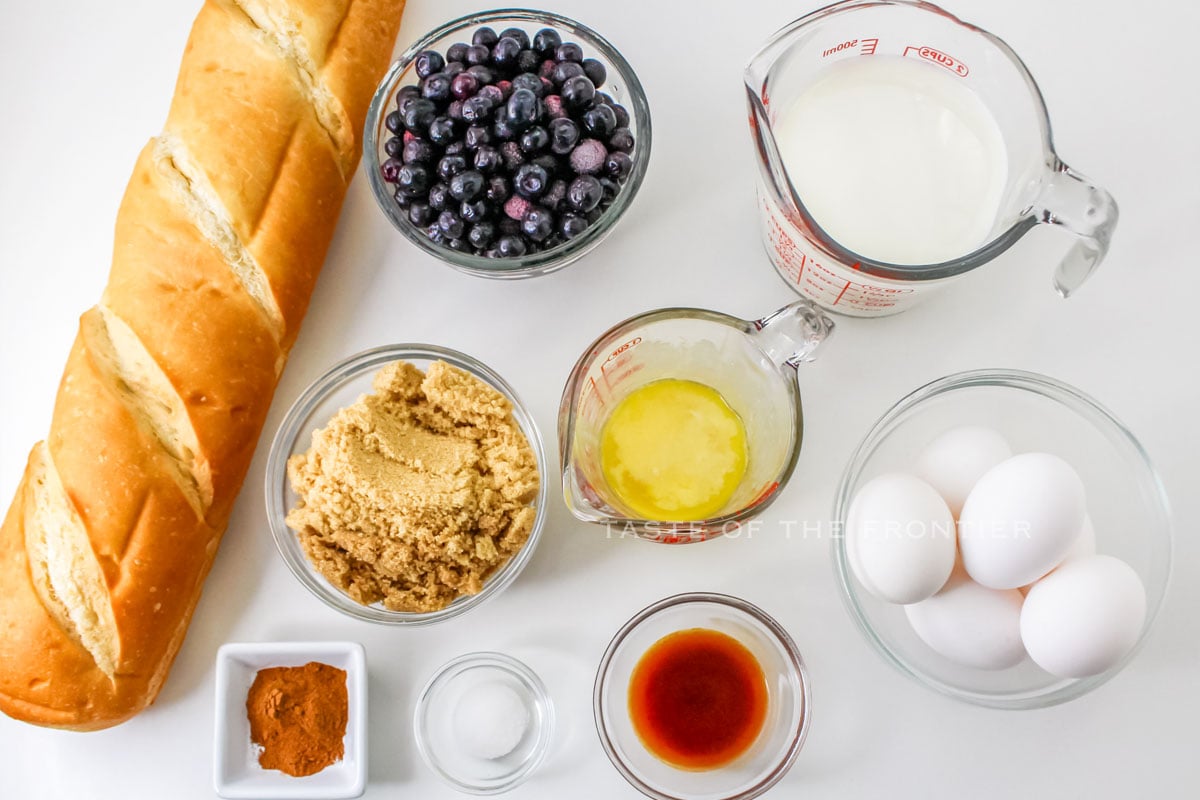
(745, 0, 1118, 317)
(558, 301, 834, 543)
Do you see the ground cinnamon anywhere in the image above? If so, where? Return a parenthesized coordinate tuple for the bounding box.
(246, 661, 348, 777)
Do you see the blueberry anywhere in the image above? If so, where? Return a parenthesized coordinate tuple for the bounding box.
(437, 210, 465, 239)
(531, 153, 560, 176)
(567, 175, 603, 212)
(560, 76, 595, 111)
(560, 214, 588, 239)
(392, 186, 412, 207)
(500, 141, 525, 170)
(473, 145, 503, 174)
(492, 118, 517, 141)
(434, 155, 463, 181)
(521, 206, 555, 242)
(552, 61, 585, 86)
(496, 234, 527, 257)
(421, 73, 452, 103)
(599, 177, 620, 203)
(402, 98, 437, 132)
(556, 42, 583, 63)
(505, 88, 541, 130)
(544, 94, 566, 120)
(585, 206, 605, 224)
(613, 104, 631, 128)
(428, 182, 450, 210)
(498, 218, 521, 236)
(486, 175, 511, 203)
(384, 136, 403, 158)
(428, 116, 457, 146)
(446, 42, 469, 63)
(543, 178, 568, 210)
(395, 163, 430, 196)
(461, 95, 495, 124)
(395, 84, 420, 106)
(478, 85, 505, 105)
(468, 221, 496, 249)
(425, 223, 445, 244)
(465, 44, 491, 67)
(464, 125, 491, 150)
(385, 110, 404, 134)
(520, 126, 550, 153)
(511, 73, 545, 97)
(415, 50, 445, 79)
(582, 58, 607, 88)
(446, 237, 471, 252)
(443, 61, 466, 78)
(533, 28, 562, 56)
(450, 72, 479, 100)
(517, 49, 541, 74)
(381, 157, 402, 183)
(605, 151, 634, 181)
(472, 27, 499, 48)
(461, 199, 490, 223)
(400, 139, 429, 165)
(514, 163, 549, 198)
(608, 127, 634, 153)
(449, 170, 485, 202)
(448, 100, 466, 121)
(472, 63, 496, 82)
(569, 139, 607, 175)
(582, 104, 617, 139)
(408, 202, 432, 226)
(491, 36, 522, 72)
(499, 28, 531, 49)
(444, 140, 467, 156)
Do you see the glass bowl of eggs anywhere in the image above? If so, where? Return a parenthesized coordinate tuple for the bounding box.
(832, 369, 1172, 709)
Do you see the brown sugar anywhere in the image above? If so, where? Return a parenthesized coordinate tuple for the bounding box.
(246, 662, 348, 777)
(285, 360, 539, 612)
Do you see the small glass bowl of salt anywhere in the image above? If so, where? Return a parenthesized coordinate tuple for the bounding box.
(414, 652, 555, 794)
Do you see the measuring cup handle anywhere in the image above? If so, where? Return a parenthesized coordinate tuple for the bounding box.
(1033, 162, 1119, 297)
(751, 299, 835, 368)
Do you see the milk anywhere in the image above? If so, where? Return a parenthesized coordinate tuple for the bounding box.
(772, 55, 1008, 265)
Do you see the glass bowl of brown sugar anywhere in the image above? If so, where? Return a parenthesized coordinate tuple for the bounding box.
(264, 344, 549, 626)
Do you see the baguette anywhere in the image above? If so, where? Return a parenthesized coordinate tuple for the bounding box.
(0, 0, 406, 730)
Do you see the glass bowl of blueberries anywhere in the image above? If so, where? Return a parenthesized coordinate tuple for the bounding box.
(365, 8, 652, 278)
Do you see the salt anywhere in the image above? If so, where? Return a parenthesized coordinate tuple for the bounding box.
(452, 680, 530, 760)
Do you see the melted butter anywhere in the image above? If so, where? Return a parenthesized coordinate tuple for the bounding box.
(599, 379, 748, 521)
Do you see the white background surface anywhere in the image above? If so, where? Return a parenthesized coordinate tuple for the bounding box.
(1, 0, 1198, 797)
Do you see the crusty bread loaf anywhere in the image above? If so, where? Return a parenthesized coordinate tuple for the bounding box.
(0, 0, 405, 730)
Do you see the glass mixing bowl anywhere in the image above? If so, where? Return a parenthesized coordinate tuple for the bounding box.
(364, 8, 652, 279)
(594, 593, 809, 800)
(832, 369, 1172, 708)
(264, 344, 548, 625)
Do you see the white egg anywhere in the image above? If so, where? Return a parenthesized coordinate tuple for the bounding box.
(913, 426, 1013, 517)
(905, 569, 1026, 670)
(958, 453, 1086, 590)
(846, 473, 956, 605)
(1020, 514, 1097, 594)
(1020, 555, 1146, 678)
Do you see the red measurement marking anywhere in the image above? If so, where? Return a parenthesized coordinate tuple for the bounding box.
(860, 37, 879, 55)
(604, 337, 642, 364)
(821, 38, 860, 58)
(833, 281, 851, 306)
(903, 45, 969, 76)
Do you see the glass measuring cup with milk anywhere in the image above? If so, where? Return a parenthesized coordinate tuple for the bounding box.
(745, 0, 1118, 317)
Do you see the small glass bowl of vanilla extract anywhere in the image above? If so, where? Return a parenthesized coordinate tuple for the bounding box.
(593, 593, 810, 800)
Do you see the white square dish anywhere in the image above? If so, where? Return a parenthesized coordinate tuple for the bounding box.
(214, 641, 368, 799)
